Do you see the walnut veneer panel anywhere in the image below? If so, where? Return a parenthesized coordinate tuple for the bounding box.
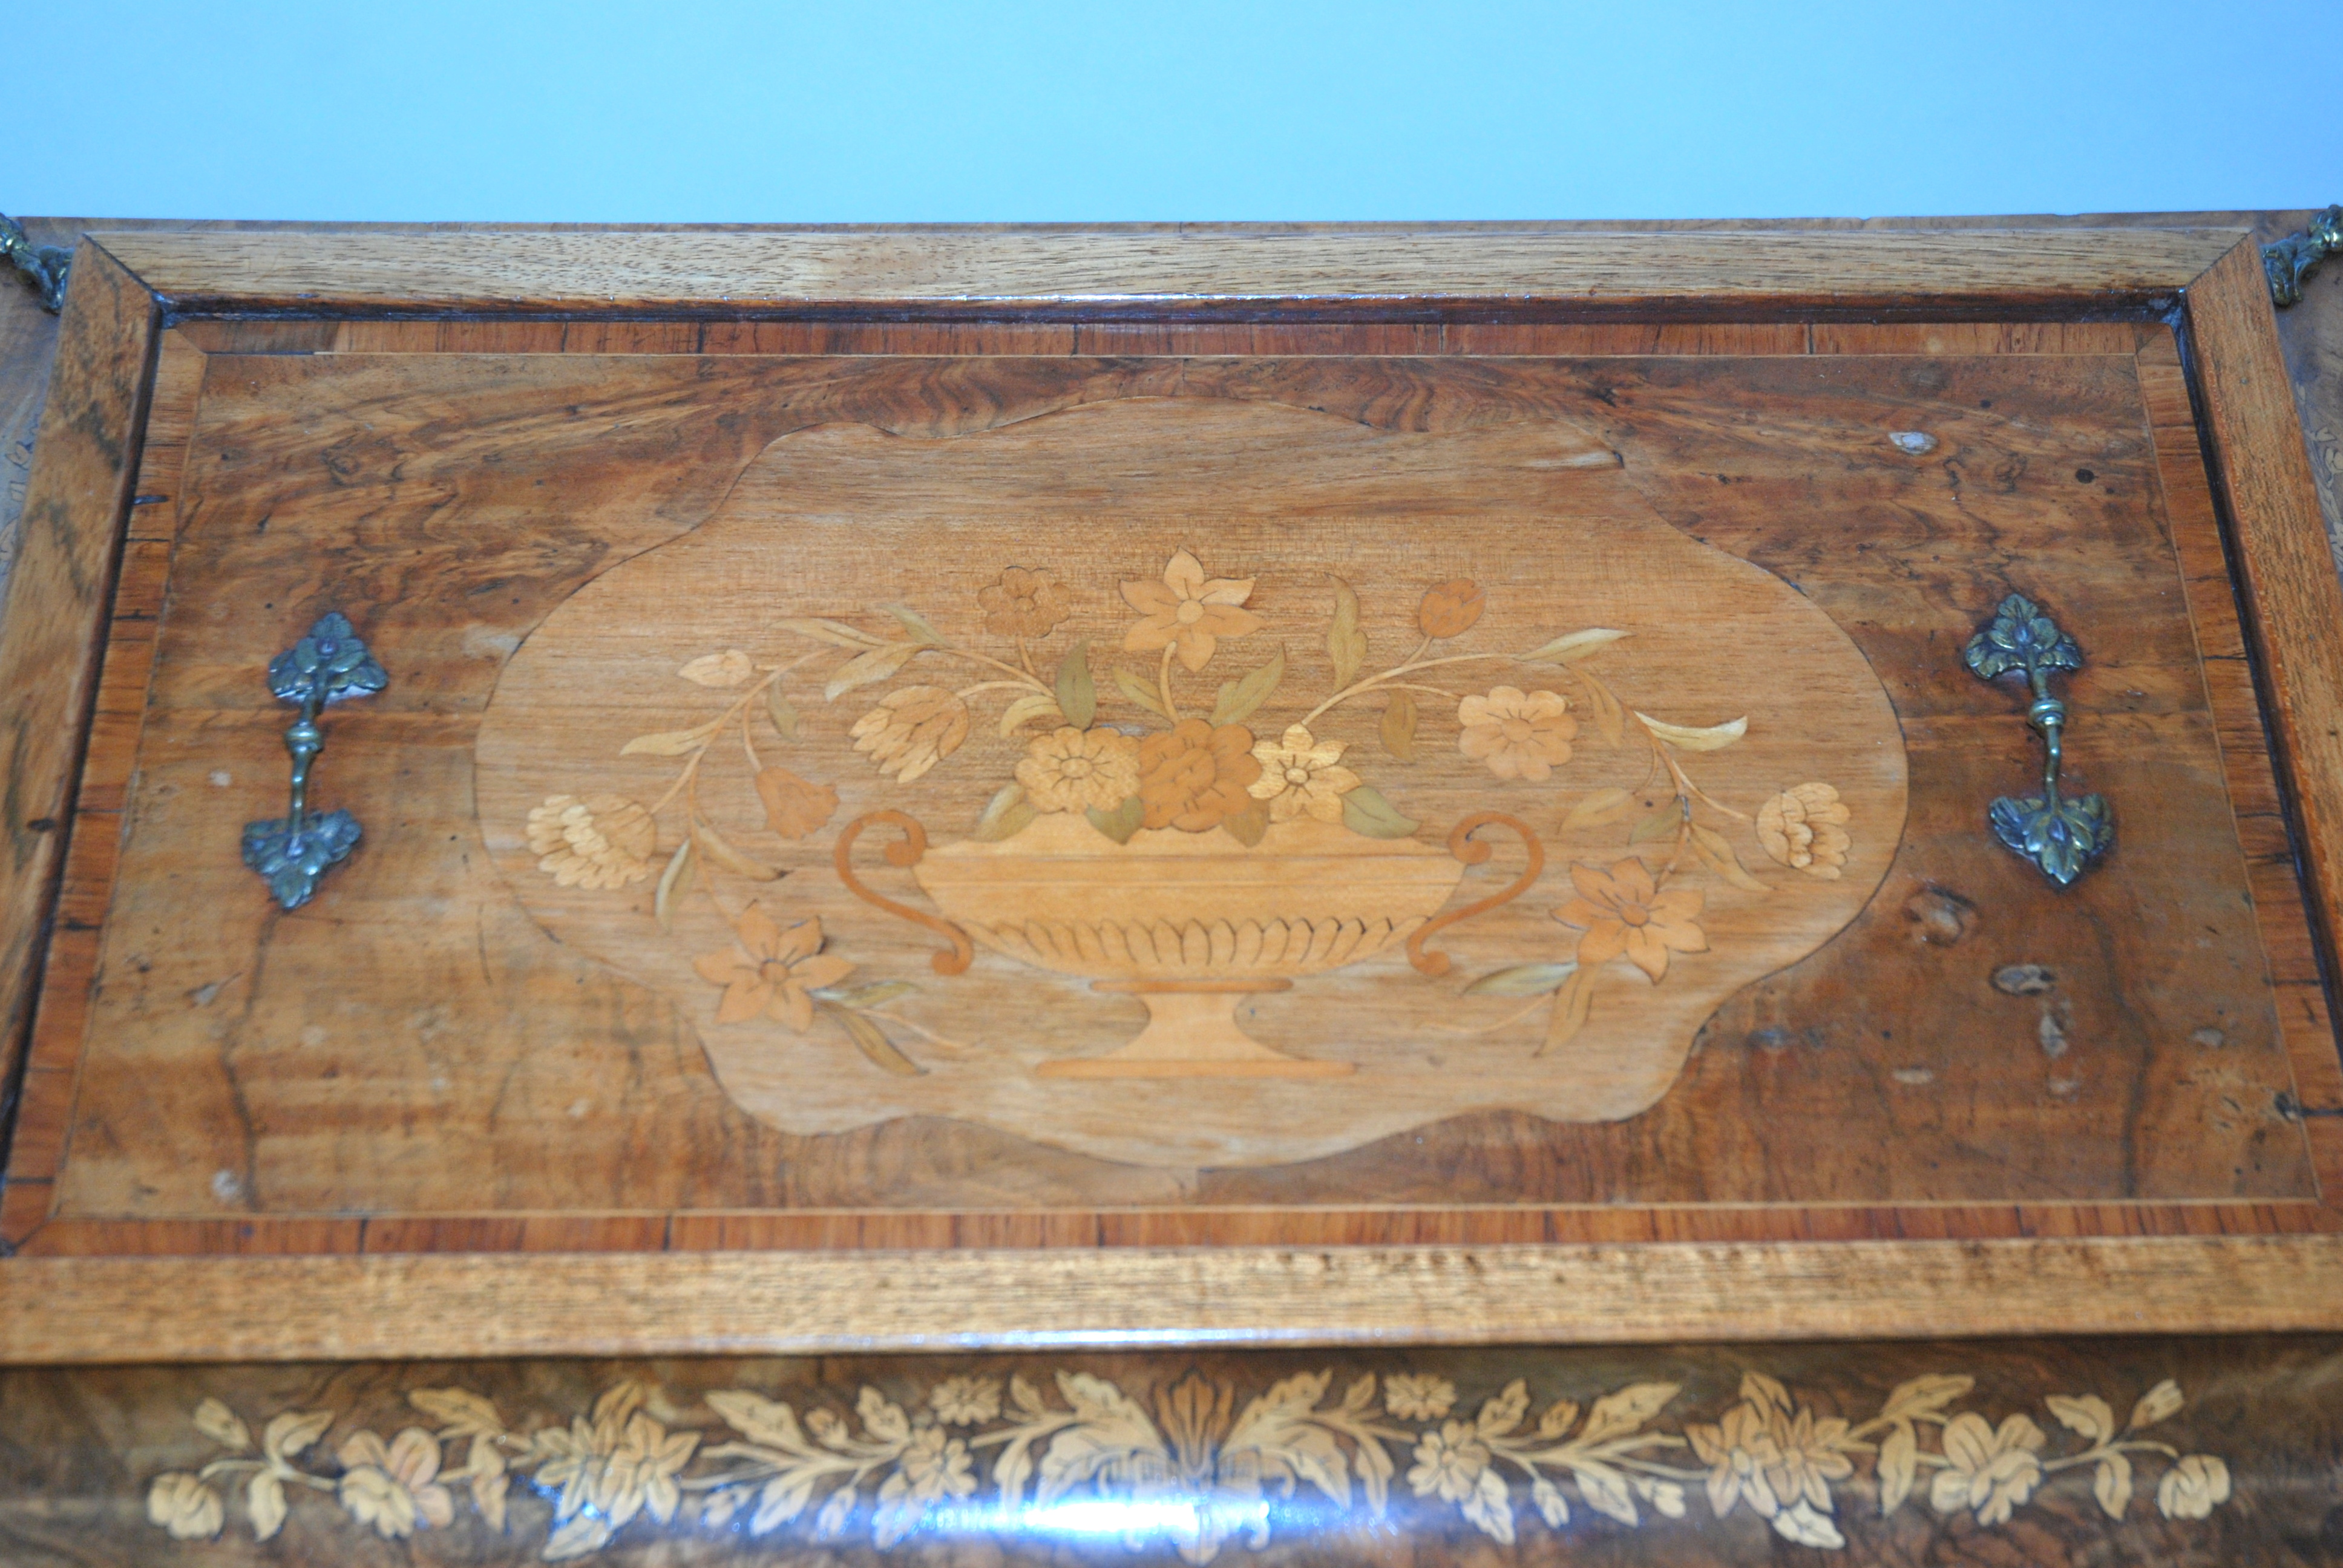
(4, 322, 2329, 1256)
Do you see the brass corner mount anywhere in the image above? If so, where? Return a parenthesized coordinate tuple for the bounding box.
(2264, 204, 2341, 309)
(0, 212, 68, 313)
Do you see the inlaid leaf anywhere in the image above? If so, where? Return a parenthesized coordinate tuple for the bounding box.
(192, 1397, 251, 1451)
(2094, 1452, 2135, 1520)
(1521, 627, 1628, 664)
(1462, 1468, 1516, 1543)
(620, 715, 725, 756)
(857, 1386, 913, 1443)
(1476, 1379, 1530, 1439)
(707, 1390, 810, 1453)
(752, 1472, 816, 1532)
(765, 683, 800, 740)
(1771, 1502, 1845, 1549)
(1046, 641, 1095, 730)
(1689, 822, 1770, 892)
(1576, 1460, 1639, 1525)
(247, 1472, 287, 1542)
(831, 1007, 923, 1077)
(1629, 809, 1681, 844)
(883, 604, 947, 646)
(1575, 667, 1625, 746)
(1326, 575, 1368, 688)
(654, 838, 694, 931)
(1878, 1422, 1918, 1513)
(1464, 962, 1576, 998)
(756, 766, 839, 841)
(1211, 646, 1285, 726)
(1086, 795, 1145, 844)
(695, 820, 781, 881)
(1536, 1398, 1581, 1439)
(1341, 785, 1420, 840)
(410, 1388, 505, 1439)
(2048, 1393, 2115, 1444)
(998, 691, 1065, 737)
(262, 1411, 332, 1462)
(974, 783, 1039, 842)
(1221, 795, 1270, 846)
(2129, 1379, 2184, 1430)
(1540, 967, 1596, 1054)
(1380, 688, 1418, 761)
(1634, 711, 1748, 751)
(824, 642, 922, 701)
(1532, 1475, 1570, 1527)
(1581, 1382, 1679, 1443)
(775, 617, 882, 649)
(1562, 787, 1636, 831)
(1877, 1374, 1973, 1425)
(678, 649, 753, 687)
(818, 981, 919, 1009)
(1112, 666, 1170, 719)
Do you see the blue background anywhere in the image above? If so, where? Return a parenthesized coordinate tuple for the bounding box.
(15, 1, 2338, 221)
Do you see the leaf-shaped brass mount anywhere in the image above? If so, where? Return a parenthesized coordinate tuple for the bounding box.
(1964, 593, 2110, 886)
(240, 612, 387, 909)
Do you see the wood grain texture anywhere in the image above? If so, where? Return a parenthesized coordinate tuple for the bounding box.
(85, 226, 2246, 320)
(0, 243, 156, 1200)
(2181, 242, 2343, 1071)
(16, 346, 2313, 1244)
(5, 1338, 2332, 1564)
(9, 1238, 2343, 1361)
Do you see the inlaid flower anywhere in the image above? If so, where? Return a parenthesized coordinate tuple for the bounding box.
(337, 1427, 455, 1539)
(1687, 1400, 1789, 1520)
(1383, 1374, 1458, 1422)
(928, 1376, 1003, 1426)
(1138, 719, 1263, 832)
(527, 794, 656, 889)
(534, 1383, 698, 1560)
(1417, 579, 1486, 640)
(1406, 1420, 1494, 1503)
(873, 1426, 980, 1548)
(1553, 857, 1707, 983)
(693, 907, 854, 1031)
(1017, 725, 1142, 814)
(978, 566, 1072, 640)
(1457, 687, 1577, 782)
(1756, 782, 1852, 879)
(1121, 548, 1262, 673)
(1247, 723, 1362, 823)
(1928, 1412, 2045, 1527)
(146, 1474, 224, 1541)
(2157, 1454, 2231, 1520)
(851, 685, 970, 783)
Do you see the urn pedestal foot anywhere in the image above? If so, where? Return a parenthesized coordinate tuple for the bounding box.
(1035, 980, 1354, 1080)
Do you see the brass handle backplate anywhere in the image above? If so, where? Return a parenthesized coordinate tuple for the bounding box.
(241, 612, 386, 909)
(1964, 593, 2110, 886)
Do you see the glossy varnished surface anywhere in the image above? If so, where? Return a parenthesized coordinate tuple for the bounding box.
(3, 1339, 2338, 1564)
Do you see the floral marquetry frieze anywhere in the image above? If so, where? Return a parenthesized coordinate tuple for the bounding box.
(3, 1341, 2313, 1566)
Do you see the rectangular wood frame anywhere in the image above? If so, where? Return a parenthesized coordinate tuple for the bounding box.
(2, 224, 2339, 1363)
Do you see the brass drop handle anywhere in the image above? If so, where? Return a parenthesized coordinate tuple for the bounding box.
(1964, 593, 2111, 886)
(241, 612, 386, 909)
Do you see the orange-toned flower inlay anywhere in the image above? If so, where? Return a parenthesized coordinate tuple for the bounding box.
(1121, 548, 1262, 673)
(978, 567, 1072, 640)
(1457, 687, 1578, 782)
(1553, 857, 1707, 982)
(1017, 725, 1142, 814)
(693, 907, 855, 1030)
(1137, 719, 1263, 832)
(1417, 579, 1486, 640)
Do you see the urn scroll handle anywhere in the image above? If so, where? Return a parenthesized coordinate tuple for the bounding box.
(833, 810, 975, 975)
(1405, 811, 1547, 978)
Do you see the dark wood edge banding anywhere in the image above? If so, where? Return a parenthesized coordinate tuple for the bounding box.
(0, 243, 160, 1202)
